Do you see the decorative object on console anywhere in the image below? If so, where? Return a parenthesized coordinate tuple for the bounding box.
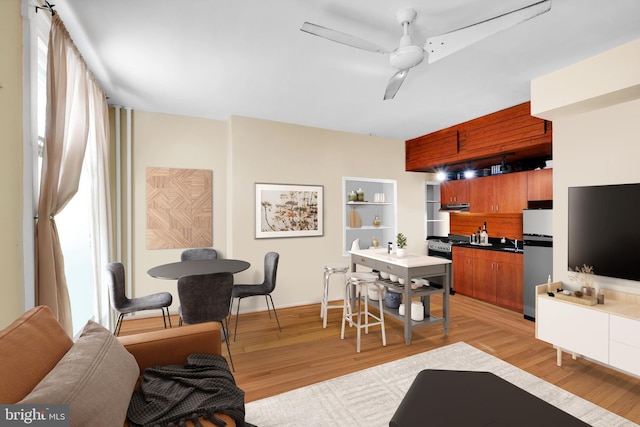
(373, 215, 381, 227)
(569, 264, 598, 297)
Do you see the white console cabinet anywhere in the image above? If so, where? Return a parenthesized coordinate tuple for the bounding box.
(536, 284, 640, 377)
(609, 314, 640, 377)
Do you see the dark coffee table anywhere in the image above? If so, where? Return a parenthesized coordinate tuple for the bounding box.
(389, 369, 590, 427)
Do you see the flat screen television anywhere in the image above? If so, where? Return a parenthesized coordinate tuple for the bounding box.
(568, 183, 640, 282)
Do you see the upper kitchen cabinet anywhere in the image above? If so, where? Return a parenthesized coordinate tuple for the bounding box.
(470, 173, 527, 213)
(405, 102, 552, 172)
(440, 179, 469, 205)
(406, 129, 459, 171)
(527, 168, 553, 201)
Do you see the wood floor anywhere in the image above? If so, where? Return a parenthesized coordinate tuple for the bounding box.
(119, 293, 640, 424)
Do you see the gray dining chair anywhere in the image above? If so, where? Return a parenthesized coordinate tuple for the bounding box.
(181, 248, 218, 261)
(231, 252, 281, 341)
(106, 262, 173, 336)
(177, 272, 235, 371)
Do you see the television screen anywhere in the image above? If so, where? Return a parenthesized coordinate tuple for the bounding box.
(568, 183, 640, 282)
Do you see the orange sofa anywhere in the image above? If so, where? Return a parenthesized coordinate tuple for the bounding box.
(0, 306, 237, 426)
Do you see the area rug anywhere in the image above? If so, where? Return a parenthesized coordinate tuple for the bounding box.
(244, 342, 638, 427)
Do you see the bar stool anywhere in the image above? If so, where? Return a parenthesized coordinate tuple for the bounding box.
(341, 272, 387, 353)
(321, 264, 349, 328)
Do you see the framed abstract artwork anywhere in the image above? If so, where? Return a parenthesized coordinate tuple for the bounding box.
(255, 183, 324, 238)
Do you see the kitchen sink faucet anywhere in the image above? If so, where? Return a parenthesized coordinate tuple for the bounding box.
(502, 237, 519, 251)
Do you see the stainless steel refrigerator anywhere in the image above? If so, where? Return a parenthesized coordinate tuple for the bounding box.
(523, 209, 553, 320)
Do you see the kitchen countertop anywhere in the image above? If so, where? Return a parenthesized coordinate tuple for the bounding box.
(350, 248, 452, 266)
(451, 242, 523, 254)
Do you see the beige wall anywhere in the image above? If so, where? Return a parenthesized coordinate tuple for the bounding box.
(128, 111, 229, 310)
(0, 0, 25, 327)
(226, 116, 427, 311)
(128, 113, 429, 314)
(532, 38, 640, 294)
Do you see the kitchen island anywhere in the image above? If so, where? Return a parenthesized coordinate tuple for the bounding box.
(350, 248, 452, 345)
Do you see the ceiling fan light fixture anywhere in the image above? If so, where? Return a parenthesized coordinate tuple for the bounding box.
(390, 45, 424, 69)
(301, 1, 551, 99)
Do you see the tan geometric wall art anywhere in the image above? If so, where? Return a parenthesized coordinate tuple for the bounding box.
(146, 167, 213, 249)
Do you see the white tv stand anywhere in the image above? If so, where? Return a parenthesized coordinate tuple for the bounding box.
(536, 283, 640, 378)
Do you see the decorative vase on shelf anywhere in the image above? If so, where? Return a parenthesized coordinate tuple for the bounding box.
(348, 190, 357, 202)
(348, 207, 362, 228)
(373, 215, 381, 227)
(356, 188, 364, 201)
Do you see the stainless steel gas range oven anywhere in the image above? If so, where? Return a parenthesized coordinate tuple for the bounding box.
(427, 234, 470, 295)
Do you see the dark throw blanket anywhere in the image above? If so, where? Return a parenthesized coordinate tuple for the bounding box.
(127, 354, 246, 427)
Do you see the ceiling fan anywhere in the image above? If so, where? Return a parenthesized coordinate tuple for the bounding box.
(301, 0, 551, 100)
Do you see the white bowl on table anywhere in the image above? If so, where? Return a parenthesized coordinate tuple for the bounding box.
(389, 274, 398, 282)
(379, 271, 390, 279)
(398, 277, 406, 285)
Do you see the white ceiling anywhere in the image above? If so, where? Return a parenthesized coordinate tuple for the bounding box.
(54, 0, 640, 141)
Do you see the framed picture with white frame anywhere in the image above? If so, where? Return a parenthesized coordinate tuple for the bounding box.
(255, 183, 324, 239)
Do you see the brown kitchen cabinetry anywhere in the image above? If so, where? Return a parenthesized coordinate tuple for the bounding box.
(452, 246, 474, 296)
(406, 102, 552, 172)
(440, 180, 470, 204)
(465, 248, 524, 313)
(527, 168, 553, 201)
(469, 172, 527, 213)
(473, 257, 497, 304)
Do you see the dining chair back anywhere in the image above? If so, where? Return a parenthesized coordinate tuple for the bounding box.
(106, 262, 173, 336)
(231, 251, 281, 340)
(181, 248, 218, 261)
(177, 272, 235, 371)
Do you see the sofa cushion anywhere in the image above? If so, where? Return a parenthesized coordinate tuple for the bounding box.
(19, 320, 139, 427)
(0, 306, 73, 403)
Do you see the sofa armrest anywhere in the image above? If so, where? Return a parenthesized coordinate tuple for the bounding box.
(118, 322, 222, 373)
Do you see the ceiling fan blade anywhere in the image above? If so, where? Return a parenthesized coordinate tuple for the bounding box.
(383, 69, 410, 100)
(301, 22, 389, 54)
(425, 0, 551, 64)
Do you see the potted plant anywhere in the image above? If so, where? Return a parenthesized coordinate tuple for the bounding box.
(396, 233, 407, 257)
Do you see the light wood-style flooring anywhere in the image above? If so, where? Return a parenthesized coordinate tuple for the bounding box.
(119, 293, 640, 424)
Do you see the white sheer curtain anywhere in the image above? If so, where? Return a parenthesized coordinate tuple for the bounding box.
(86, 82, 113, 328)
(36, 13, 112, 334)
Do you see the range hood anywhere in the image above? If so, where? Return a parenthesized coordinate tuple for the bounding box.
(439, 203, 470, 212)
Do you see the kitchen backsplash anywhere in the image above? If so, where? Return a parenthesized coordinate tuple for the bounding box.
(449, 212, 523, 241)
